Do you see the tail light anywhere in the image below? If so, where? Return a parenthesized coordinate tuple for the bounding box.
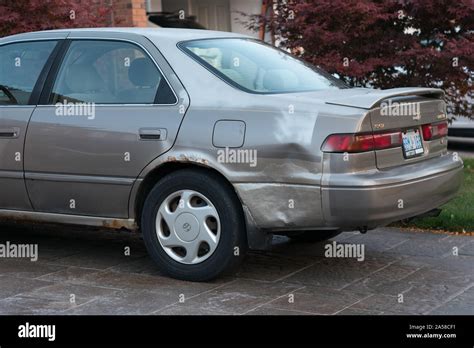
(322, 131, 402, 153)
(321, 134, 374, 153)
(422, 121, 448, 140)
(373, 131, 403, 150)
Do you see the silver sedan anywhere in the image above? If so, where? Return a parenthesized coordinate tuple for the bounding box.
(0, 28, 463, 281)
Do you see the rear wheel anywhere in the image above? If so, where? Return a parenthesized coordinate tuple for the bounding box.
(141, 169, 247, 281)
(285, 230, 342, 243)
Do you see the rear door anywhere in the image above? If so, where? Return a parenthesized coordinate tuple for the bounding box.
(24, 33, 189, 218)
(0, 39, 60, 210)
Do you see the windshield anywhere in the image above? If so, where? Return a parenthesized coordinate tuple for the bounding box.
(179, 38, 346, 94)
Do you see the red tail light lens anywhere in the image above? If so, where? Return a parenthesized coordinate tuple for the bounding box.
(373, 131, 402, 150)
(422, 121, 448, 140)
(322, 134, 374, 153)
(322, 131, 402, 153)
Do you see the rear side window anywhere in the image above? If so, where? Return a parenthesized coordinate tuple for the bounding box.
(0, 41, 57, 105)
(50, 40, 176, 105)
(180, 38, 345, 94)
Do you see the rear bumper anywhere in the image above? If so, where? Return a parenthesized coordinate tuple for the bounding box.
(236, 154, 463, 232)
(321, 154, 463, 229)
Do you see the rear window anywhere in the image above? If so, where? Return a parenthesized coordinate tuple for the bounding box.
(179, 38, 345, 94)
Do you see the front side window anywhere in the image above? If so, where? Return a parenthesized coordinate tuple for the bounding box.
(0, 41, 57, 105)
(180, 38, 346, 94)
(50, 40, 176, 105)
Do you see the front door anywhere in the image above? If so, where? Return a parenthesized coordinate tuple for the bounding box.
(24, 34, 188, 218)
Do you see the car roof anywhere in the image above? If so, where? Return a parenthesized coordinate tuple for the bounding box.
(1, 27, 251, 44)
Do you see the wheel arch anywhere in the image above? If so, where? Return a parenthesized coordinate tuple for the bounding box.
(132, 160, 237, 225)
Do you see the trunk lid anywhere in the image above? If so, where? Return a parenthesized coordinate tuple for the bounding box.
(326, 87, 448, 169)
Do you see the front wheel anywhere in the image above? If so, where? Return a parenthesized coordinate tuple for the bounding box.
(141, 169, 247, 282)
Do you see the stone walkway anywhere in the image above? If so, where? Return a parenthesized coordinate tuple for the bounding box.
(0, 222, 472, 315)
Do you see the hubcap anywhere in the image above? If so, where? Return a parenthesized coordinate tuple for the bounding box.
(156, 189, 221, 265)
(175, 213, 199, 242)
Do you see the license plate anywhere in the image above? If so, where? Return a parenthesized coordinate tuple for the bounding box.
(402, 129, 424, 158)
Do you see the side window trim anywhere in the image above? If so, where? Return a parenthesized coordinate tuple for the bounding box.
(0, 39, 61, 107)
(41, 38, 178, 106)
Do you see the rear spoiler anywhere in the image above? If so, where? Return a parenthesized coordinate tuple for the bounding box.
(325, 87, 444, 109)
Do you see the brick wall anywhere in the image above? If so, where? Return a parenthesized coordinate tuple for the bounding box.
(111, 0, 148, 27)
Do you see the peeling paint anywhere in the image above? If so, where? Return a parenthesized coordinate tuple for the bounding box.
(167, 154, 209, 166)
(101, 219, 137, 230)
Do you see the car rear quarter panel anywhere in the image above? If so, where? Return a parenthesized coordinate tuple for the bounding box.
(137, 97, 370, 230)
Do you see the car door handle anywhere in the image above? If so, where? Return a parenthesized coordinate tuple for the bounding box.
(0, 127, 20, 138)
(139, 128, 167, 141)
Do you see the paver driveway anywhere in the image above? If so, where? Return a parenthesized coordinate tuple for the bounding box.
(0, 221, 473, 315)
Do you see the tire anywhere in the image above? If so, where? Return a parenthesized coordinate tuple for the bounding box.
(286, 230, 342, 243)
(141, 168, 247, 281)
